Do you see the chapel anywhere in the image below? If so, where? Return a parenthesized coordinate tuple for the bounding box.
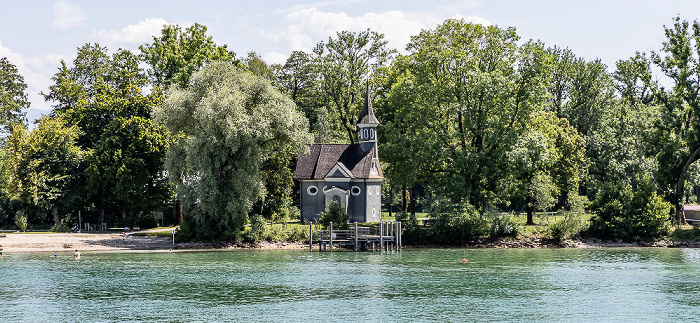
(293, 92, 383, 223)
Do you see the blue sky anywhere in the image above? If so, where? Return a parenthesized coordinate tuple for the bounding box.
(2, 0, 700, 119)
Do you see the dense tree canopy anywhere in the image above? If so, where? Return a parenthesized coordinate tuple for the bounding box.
(383, 19, 551, 211)
(140, 23, 238, 90)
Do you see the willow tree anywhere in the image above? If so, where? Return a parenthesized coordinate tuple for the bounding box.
(384, 19, 551, 211)
(157, 61, 311, 240)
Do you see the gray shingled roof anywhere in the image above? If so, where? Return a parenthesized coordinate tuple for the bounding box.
(357, 91, 379, 125)
(293, 143, 383, 180)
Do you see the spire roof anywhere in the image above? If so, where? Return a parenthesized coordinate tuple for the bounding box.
(358, 90, 380, 125)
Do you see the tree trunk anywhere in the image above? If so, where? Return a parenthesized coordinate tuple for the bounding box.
(389, 185, 393, 218)
(676, 145, 700, 224)
(99, 208, 105, 226)
(410, 186, 416, 216)
(402, 186, 407, 213)
(526, 193, 534, 225)
(53, 208, 60, 227)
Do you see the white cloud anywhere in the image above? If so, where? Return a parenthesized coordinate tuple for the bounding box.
(263, 52, 290, 65)
(50, 1, 87, 30)
(90, 18, 169, 50)
(261, 7, 491, 61)
(0, 41, 64, 112)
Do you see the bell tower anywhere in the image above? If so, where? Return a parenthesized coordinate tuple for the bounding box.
(357, 90, 379, 158)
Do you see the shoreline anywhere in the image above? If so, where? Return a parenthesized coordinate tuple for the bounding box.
(1, 232, 698, 253)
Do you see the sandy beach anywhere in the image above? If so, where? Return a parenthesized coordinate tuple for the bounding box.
(0, 232, 175, 252)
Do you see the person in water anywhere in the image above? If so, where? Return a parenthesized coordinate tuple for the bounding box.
(74, 249, 81, 259)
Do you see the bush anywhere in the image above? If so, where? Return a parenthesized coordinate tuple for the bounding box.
(490, 214, 521, 239)
(430, 203, 489, 242)
(586, 178, 672, 242)
(14, 210, 27, 232)
(50, 224, 70, 233)
(244, 213, 267, 242)
(319, 202, 348, 229)
(549, 213, 585, 241)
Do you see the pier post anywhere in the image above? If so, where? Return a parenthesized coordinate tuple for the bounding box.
(398, 221, 402, 250)
(329, 222, 333, 252)
(309, 222, 313, 252)
(354, 222, 358, 251)
(379, 221, 384, 252)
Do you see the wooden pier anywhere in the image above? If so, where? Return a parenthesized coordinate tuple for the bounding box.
(311, 221, 402, 251)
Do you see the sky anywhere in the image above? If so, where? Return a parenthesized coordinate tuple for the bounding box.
(2, 0, 700, 121)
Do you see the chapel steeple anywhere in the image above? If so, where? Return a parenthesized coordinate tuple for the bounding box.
(357, 90, 379, 155)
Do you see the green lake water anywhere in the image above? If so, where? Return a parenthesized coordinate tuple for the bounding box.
(1, 248, 700, 322)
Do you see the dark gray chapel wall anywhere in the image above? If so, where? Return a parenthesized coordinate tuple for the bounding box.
(348, 181, 368, 223)
(365, 182, 382, 222)
(300, 180, 324, 223)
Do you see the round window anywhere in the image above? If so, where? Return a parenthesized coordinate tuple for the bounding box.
(307, 185, 318, 195)
(351, 186, 361, 195)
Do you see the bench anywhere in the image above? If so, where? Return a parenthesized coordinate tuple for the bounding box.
(687, 219, 700, 228)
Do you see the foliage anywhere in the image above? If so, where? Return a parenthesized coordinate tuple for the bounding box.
(0, 57, 28, 135)
(42, 43, 170, 224)
(383, 19, 551, 212)
(648, 16, 700, 223)
(313, 29, 395, 143)
(140, 23, 238, 90)
(244, 213, 266, 242)
(49, 223, 70, 233)
(586, 178, 672, 242)
(489, 214, 522, 239)
(548, 213, 586, 241)
(3, 118, 84, 225)
(319, 201, 348, 229)
(14, 210, 27, 231)
(430, 202, 489, 242)
(157, 61, 311, 240)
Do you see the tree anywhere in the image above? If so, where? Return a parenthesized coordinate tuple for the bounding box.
(43, 43, 169, 225)
(0, 57, 29, 135)
(384, 19, 551, 212)
(314, 29, 395, 143)
(4, 118, 83, 226)
(140, 23, 238, 90)
(156, 61, 311, 240)
(275, 51, 333, 142)
(507, 112, 584, 224)
(650, 17, 700, 223)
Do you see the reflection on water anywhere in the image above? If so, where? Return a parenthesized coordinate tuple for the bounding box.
(1, 248, 700, 322)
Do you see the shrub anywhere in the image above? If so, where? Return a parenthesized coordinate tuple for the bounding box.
(430, 203, 489, 242)
(50, 224, 70, 233)
(319, 202, 348, 229)
(244, 213, 266, 242)
(549, 213, 585, 241)
(14, 210, 27, 232)
(490, 214, 521, 239)
(586, 178, 672, 242)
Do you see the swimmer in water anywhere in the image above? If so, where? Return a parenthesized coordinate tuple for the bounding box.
(74, 249, 81, 259)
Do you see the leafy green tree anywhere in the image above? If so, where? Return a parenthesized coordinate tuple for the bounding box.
(4, 118, 84, 226)
(156, 61, 311, 240)
(140, 23, 238, 90)
(649, 17, 700, 223)
(384, 19, 551, 212)
(43, 43, 169, 224)
(275, 51, 333, 142)
(0, 57, 29, 135)
(314, 29, 395, 143)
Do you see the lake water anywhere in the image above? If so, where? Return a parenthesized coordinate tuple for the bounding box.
(1, 248, 700, 322)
